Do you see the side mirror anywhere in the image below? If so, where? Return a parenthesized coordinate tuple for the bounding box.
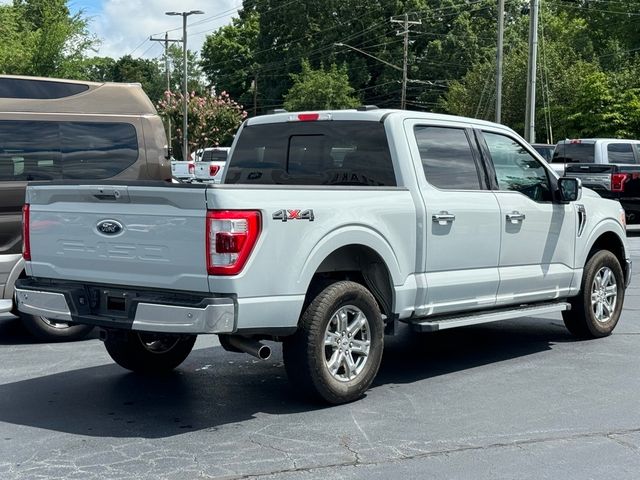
(558, 177, 582, 202)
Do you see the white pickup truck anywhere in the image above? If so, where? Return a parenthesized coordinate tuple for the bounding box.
(16, 109, 631, 404)
(193, 147, 229, 183)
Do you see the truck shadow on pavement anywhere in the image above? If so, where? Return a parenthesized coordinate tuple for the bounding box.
(0, 318, 576, 439)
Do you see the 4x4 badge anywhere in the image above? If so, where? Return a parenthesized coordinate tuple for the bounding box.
(272, 209, 314, 222)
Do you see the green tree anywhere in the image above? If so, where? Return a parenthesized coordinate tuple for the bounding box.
(111, 55, 165, 102)
(283, 60, 359, 111)
(200, 11, 259, 108)
(165, 44, 206, 96)
(8, 0, 95, 77)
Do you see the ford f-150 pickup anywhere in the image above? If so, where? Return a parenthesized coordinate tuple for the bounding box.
(15, 109, 631, 404)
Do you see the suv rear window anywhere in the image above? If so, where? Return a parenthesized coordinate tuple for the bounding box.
(552, 143, 595, 163)
(224, 121, 396, 186)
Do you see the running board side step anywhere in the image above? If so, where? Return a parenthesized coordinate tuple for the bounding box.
(408, 302, 571, 332)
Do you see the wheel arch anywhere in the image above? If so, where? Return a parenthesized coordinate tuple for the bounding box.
(297, 228, 403, 320)
(582, 222, 628, 283)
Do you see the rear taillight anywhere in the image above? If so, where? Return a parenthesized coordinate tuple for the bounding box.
(611, 173, 630, 192)
(206, 210, 261, 275)
(188, 162, 195, 174)
(209, 165, 220, 177)
(22, 204, 30, 261)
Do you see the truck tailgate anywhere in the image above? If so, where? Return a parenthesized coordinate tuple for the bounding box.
(26, 183, 209, 292)
(565, 163, 614, 192)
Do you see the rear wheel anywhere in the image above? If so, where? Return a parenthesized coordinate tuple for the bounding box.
(563, 250, 624, 338)
(20, 313, 94, 342)
(283, 281, 384, 404)
(104, 331, 197, 373)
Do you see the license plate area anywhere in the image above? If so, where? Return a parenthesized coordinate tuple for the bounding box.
(89, 288, 135, 318)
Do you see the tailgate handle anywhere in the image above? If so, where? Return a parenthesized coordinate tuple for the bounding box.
(90, 187, 130, 202)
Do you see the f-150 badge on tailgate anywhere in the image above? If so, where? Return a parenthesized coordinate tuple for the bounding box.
(272, 209, 314, 222)
(96, 219, 124, 235)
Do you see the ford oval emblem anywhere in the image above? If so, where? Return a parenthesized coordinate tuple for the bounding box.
(96, 219, 123, 235)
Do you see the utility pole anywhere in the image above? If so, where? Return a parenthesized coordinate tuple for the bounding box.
(391, 13, 421, 110)
(165, 10, 204, 161)
(495, 0, 505, 124)
(524, 0, 540, 142)
(150, 32, 182, 153)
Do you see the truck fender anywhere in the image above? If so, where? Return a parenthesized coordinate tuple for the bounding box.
(297, 225, 403, 291)
(580, 218, 627, 268)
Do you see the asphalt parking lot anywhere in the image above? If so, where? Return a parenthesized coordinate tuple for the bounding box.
(2, 234, 640, 479)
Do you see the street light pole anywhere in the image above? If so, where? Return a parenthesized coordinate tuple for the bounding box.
(165, 10, 204, 161)
(496, 0, 505, 124)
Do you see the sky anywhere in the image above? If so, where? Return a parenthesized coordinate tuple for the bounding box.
(2, 0, 242, 59)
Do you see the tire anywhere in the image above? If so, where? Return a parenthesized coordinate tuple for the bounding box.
(563, 250, 625, 338)
(283, 280, 384, 404)
(20, 313, 94, 342)
(104, 331, 197, 373)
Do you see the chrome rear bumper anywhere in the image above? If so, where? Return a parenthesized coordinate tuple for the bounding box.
(14, 287, 235, 334)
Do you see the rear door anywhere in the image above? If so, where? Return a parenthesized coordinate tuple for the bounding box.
(480, 130, 576, 305)
(405, 120, 501, 315)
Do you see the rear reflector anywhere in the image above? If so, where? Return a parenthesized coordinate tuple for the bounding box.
(206, 210, 261, 275)
(611, 173, 630, 192)
(209, 165, 220, 177)
(22, 204, 30, 261)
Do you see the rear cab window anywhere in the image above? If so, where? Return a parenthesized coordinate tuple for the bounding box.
(552, 142, 595, 163)
(224, 121, 396, 186)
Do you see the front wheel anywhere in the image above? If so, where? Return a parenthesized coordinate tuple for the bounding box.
(104, 331, 197, 373)
(283, 281, 384, 404)
(563, 250, 625, 338)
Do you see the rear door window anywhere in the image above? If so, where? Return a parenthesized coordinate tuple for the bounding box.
(225, 121, 396, 186)
(414, 126, 482, 190)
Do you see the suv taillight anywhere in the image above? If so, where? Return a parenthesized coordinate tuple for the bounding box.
(611, 173, 630, 192)
(206, 210, 261, 275)
(22, 204, 31, 260)
(209, 165, 220, 177)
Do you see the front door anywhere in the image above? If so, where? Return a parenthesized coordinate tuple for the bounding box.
(480, 130, 576, 305)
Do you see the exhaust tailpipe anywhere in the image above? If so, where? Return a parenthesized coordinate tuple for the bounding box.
(226, 336, 271, 360)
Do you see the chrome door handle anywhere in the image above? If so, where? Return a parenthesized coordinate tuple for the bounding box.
(506, 211, 526, 223)
(432, 211, 456, 225)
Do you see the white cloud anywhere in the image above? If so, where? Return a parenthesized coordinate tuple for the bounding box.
(89, 0, 241, 59)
